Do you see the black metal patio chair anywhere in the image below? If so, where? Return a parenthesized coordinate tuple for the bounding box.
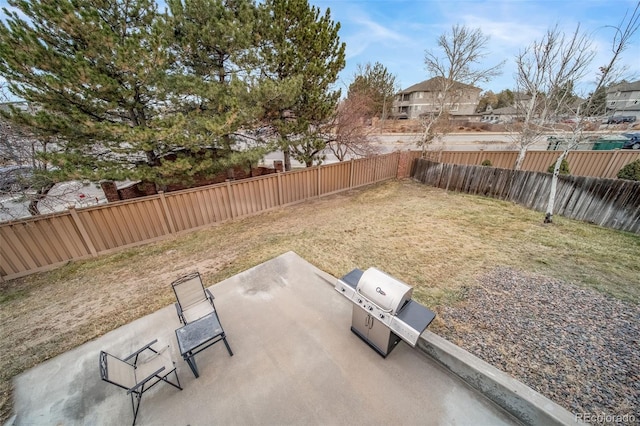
(171, 271, 217, 324)
(99, 340, 182, 425)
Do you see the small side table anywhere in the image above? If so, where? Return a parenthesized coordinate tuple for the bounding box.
(175, 312, 233, 378)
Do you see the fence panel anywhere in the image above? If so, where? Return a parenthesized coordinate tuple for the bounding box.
(229, 175, 280, 218)
(280, 168, 318, 205)
(412, 159, 640, 233)
(0, 213, 92, 277)
(166, 184, 231, 232)
(77, 196, 170, 252)
(423, 149, 640, 178)
(566, 151, 612, 177)
(602, 150, 640, 178)
(378, 152, 401, 181)
(520, 151, 560, 172)
(319, 161, 350, 195)
(351, 156, 376, 187)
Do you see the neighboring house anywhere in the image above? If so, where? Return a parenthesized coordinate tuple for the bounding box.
(480, 93, 532, 123)
(481, 106, 518, 123)
(512, 92, 532, 108)
(393, 77, 481, 120)
(606, 80, 640, 120)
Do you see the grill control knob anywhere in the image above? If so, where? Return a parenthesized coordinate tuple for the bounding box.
(369, 306, 373, 311)
(357, 299, 362, 304)
(379, 314, 384, 319)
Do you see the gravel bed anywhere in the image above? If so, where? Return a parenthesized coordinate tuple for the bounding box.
(438, 267, 639, 425)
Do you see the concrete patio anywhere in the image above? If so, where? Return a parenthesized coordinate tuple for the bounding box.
(11, 252, 573, 425)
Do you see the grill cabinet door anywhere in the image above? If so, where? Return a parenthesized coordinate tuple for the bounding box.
(352, 306, 400, 356)
(367, 315, 397, 354)
(351, 306, 370, 339)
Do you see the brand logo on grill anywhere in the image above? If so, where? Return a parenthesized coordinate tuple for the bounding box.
(376, 287, 386, 296)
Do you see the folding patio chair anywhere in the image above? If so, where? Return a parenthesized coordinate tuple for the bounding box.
(99, 340, 182, 425)
(171, 271, 217, 324)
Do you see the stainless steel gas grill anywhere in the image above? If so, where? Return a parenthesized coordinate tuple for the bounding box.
(335, 267, 436, 357)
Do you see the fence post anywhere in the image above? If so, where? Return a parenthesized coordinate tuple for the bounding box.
(226, 180, 235, 218)
(374, 156, 380, 182)
(317, 166, 321, 198)
(157, 191, 176, 234)
(68, 206, 98, 257)
(277, 172, 283, 206)
(349, 158, 355, 188)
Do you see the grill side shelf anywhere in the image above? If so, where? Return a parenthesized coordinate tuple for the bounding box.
(340, 269, 363, 288)
(389, 301, 436, 346)
(335, 268, 363, 300)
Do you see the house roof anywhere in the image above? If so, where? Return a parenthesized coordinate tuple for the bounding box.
(607, 80, 640, 93)
(398, 77, 481, 94)
(482, 106, 518, 115)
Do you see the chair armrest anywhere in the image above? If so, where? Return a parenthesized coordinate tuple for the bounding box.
(205, 288, 217, 311)
(174, 302, 186, 324)
(124, 339, 159, 362)
(205, 288, 215, 301)
(126, 366, 166, 394)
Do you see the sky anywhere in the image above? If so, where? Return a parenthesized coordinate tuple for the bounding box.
(310, 0, 640, 95)
(0, 0, 638, 98)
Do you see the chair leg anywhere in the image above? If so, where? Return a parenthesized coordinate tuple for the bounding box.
(160, 369, 183, 391)
(222, 335, 234, 356)
(174, 369, 182, 390)
(130, 391, 143, 426)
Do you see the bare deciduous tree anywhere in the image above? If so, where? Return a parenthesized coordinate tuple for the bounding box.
(420, 24, 503, 151)
(511, 25, 596, 171)
(531, 4, 639, 223)
(327, 92, 380, 161)
(0, 91, 57, 218)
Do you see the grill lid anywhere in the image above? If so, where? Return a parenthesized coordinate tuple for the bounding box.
(356, 267, 413, 315)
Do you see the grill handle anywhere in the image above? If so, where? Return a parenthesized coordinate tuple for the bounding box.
(356, 288, 393, 313)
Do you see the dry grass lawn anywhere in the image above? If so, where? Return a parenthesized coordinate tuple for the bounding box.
(1, 179, 639, 422)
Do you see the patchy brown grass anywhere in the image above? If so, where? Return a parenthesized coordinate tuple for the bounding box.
(1, 179, 638, 422)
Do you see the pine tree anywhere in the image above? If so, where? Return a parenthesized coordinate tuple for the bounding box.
(165, 0, 267, 181)
(0, 0, 175, 184)
(259, 0, 345, 169)
(347, 62, 397, 120)
(0, 0, 267, 189)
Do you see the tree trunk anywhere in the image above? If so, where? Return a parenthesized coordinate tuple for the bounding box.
(514, 147, 527, 170)
(27, 182, 55, 216)
(544, 152, 567, 223)
(284, 149, 291, 171)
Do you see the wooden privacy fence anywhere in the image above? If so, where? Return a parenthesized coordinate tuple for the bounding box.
(412, 159, 640, 234)
(1, 152, 411, 281)
(423, 150, 640, 179)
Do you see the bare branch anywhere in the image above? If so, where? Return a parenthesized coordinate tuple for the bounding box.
(512, 25, 595, 170)
(420, 25, 504, 150)
(327, 92, 379, 161)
